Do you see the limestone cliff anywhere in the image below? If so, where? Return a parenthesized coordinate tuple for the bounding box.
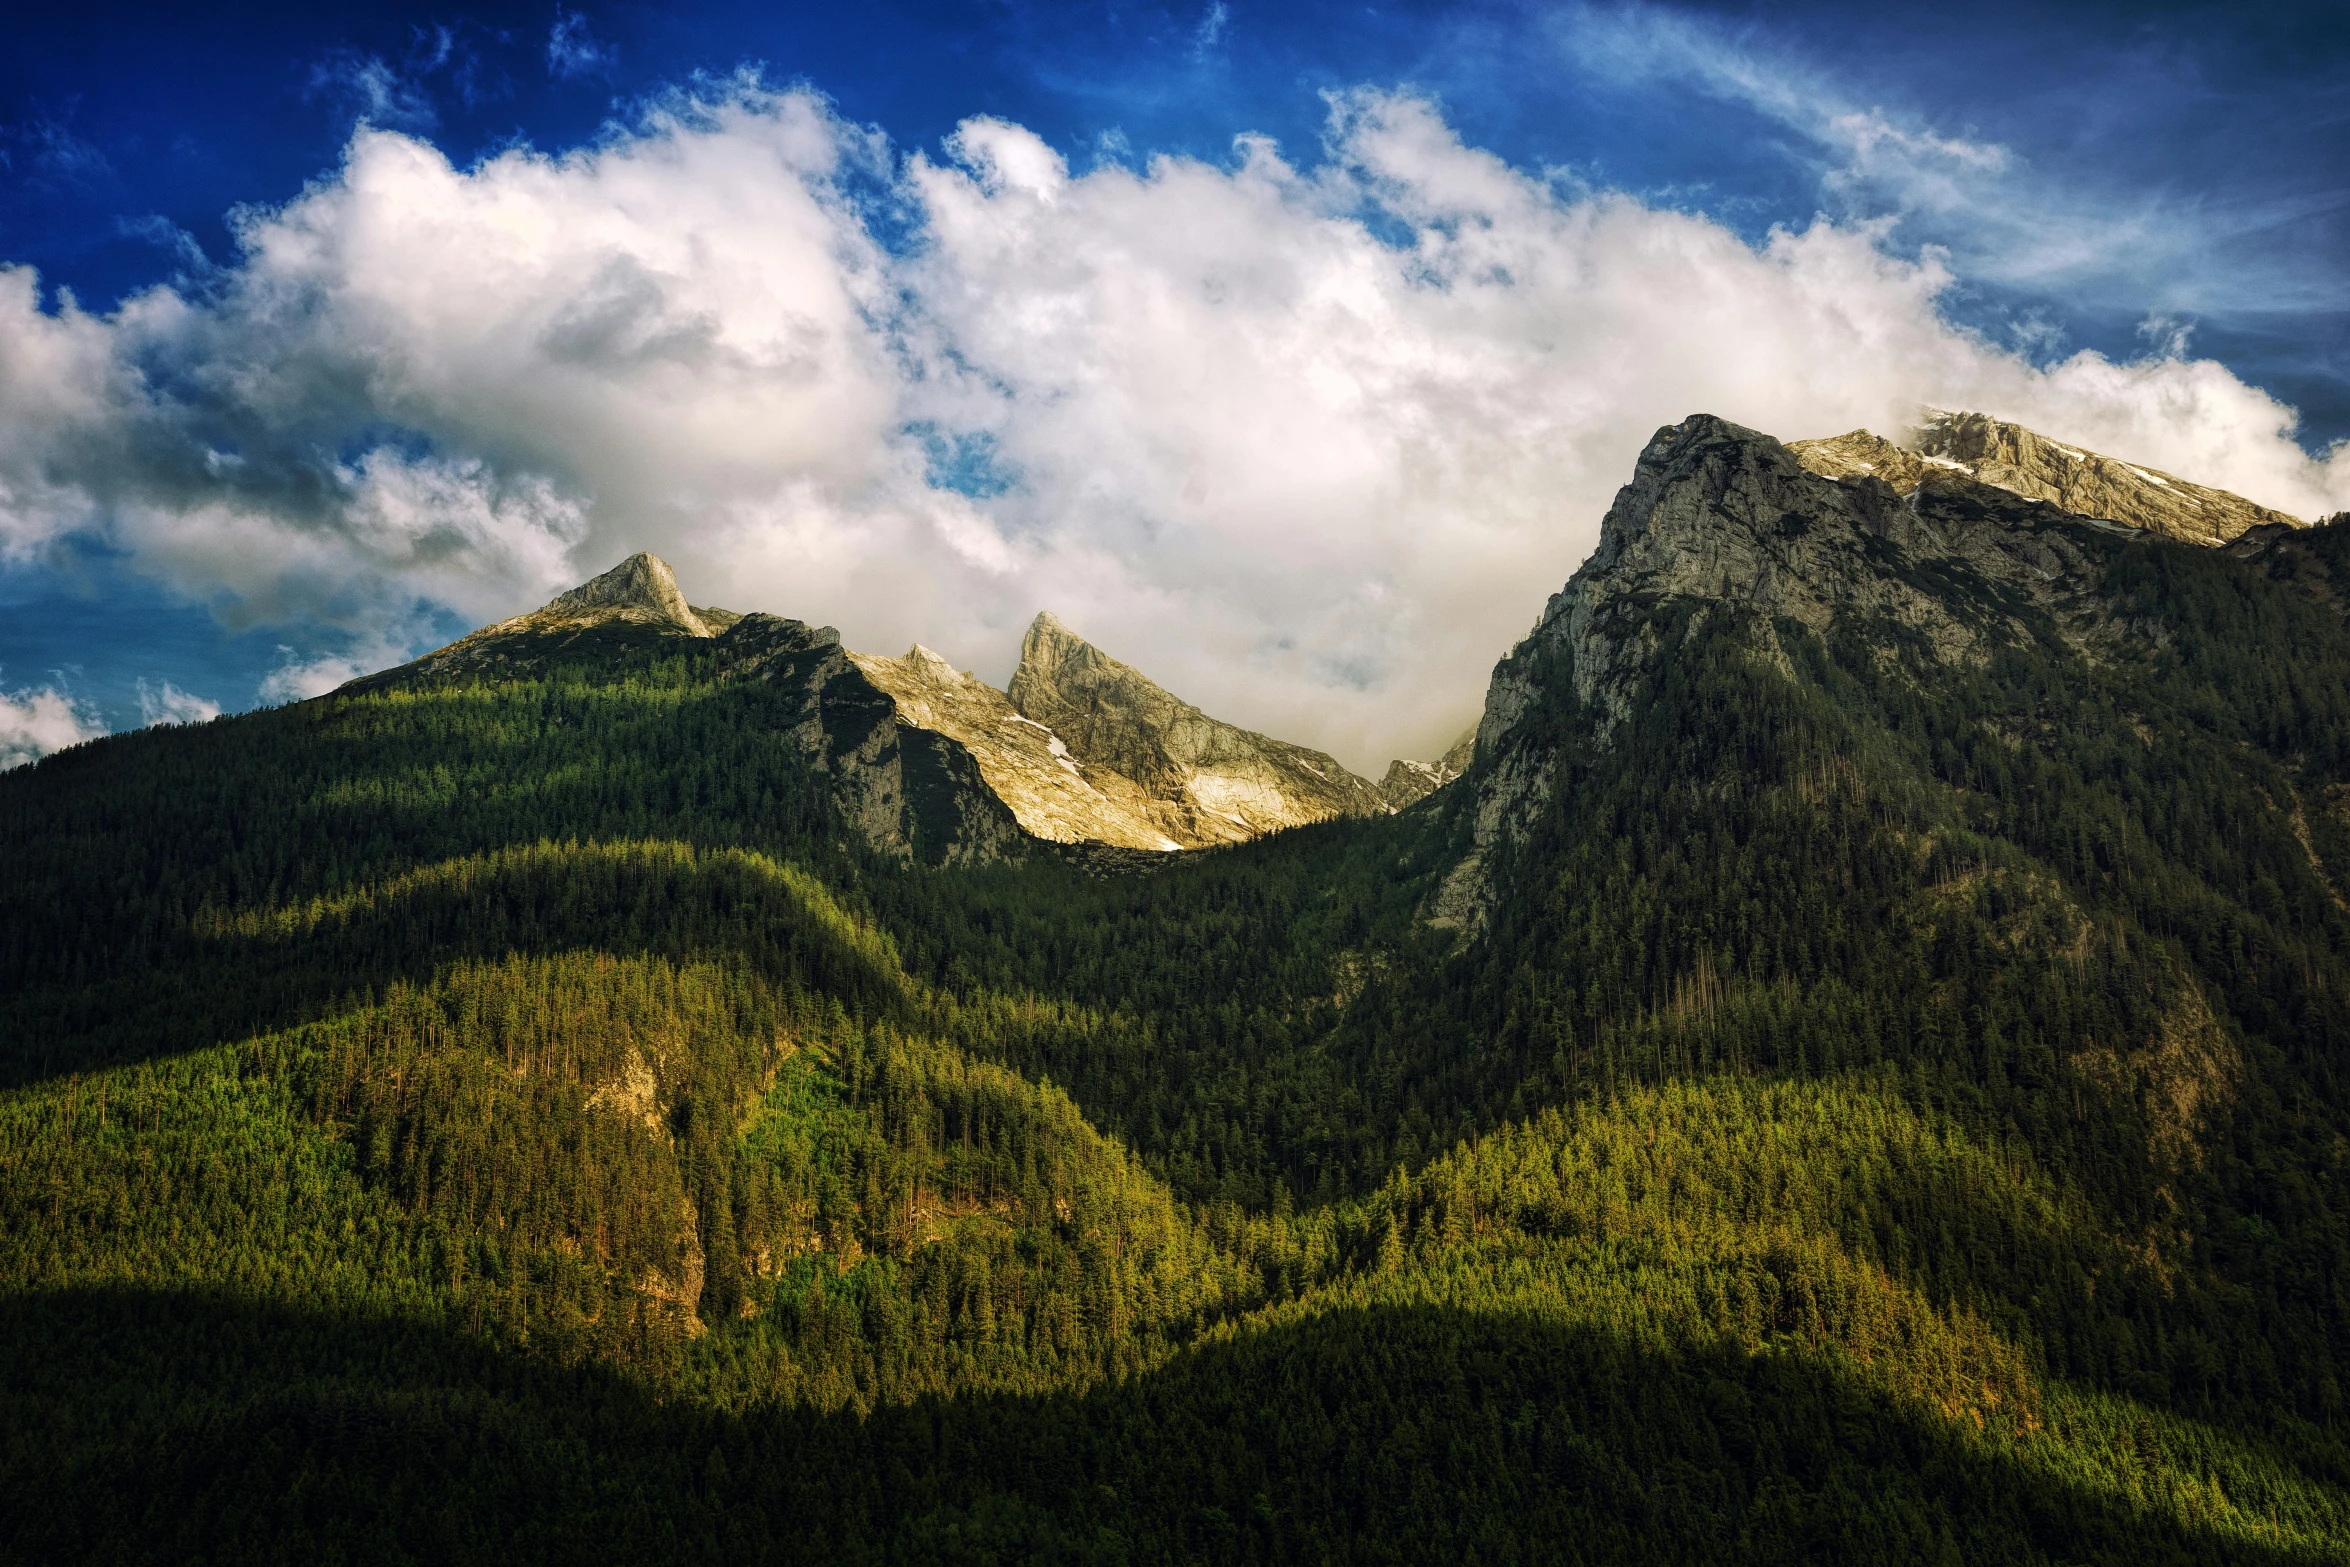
(1006, 612, 1390, 848)
(1789, 413, 2304, 545)
(537, 552, 714, 634)
(715, 617, 1026, 867)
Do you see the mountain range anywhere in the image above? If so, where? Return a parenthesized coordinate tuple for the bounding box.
(344, 407, 2304, 869)
(350, 545, 1466, 858)
(5, 408, 2350, 1563)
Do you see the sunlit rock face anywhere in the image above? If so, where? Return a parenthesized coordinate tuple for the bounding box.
(1004, 613, 1393, 848)
(337, 552, 737, 691)
(1790, 412, 2305, 546)
(846, 644, 1189, 852)
(859, 615, 1472, 851)
(535, 551, 718, 635)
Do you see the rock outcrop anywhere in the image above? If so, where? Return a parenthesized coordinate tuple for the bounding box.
(1007, 612, 1391, 847)
(537, 552, 716, 635)
(714, 616, 1026, 867)
(1790, 412, 2304, 545)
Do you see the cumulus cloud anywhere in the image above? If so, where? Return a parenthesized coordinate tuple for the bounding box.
(0, 683, 105, 770)
(0, 77, 2344, 770)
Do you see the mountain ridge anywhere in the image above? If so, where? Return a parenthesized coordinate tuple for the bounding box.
(346, 559, 1447, 855)
(1435, 410, 2338, 931)
(1789, 409, 2307, 545)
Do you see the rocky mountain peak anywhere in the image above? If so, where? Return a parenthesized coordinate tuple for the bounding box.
(334, 550, 743, 696)
(539, 552, 711, 636)
(1009, 614, 1185, 781)
(1004, 611, 1390, 844)
(1790, 411, 2303, 545)
(1377, 727, 1478, 810)
(1436, 409, 2184, 930)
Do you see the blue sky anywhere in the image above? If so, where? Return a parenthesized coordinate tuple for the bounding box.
(4, 1, 2348, 766)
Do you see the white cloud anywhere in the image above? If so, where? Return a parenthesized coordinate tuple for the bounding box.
(0, 77, 2344, 773)
(136, 678, 219, 727)
(0, 683, 105, 770)
(260, 643, 388, 704)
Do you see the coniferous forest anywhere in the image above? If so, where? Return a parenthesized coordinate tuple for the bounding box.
(8, 450, 2350, 1562)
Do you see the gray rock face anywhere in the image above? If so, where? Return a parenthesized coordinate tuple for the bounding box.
(1790, 413, 2304, 545)
(1007, 612, 1390, 846)
(714, 616, 1025, 867)
(1435, 412, 2175, 931)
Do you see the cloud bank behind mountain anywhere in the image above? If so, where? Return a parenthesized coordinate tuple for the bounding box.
(3, 78, 2345, 771)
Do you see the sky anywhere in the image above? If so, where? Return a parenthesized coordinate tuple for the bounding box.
(4, 0, 2349, 774)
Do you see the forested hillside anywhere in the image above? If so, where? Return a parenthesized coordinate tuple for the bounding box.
(6, 420, 2350, 1563)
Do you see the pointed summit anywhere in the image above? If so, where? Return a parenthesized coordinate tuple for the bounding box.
(539, 552, 709, 636)
(333, 550, 735, 694)
(1006, 611, 1387, 844)
(1011, 613, 1091, 703)
(1009, 612, 1183, 763)
(1376, 725, 1478, 810)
